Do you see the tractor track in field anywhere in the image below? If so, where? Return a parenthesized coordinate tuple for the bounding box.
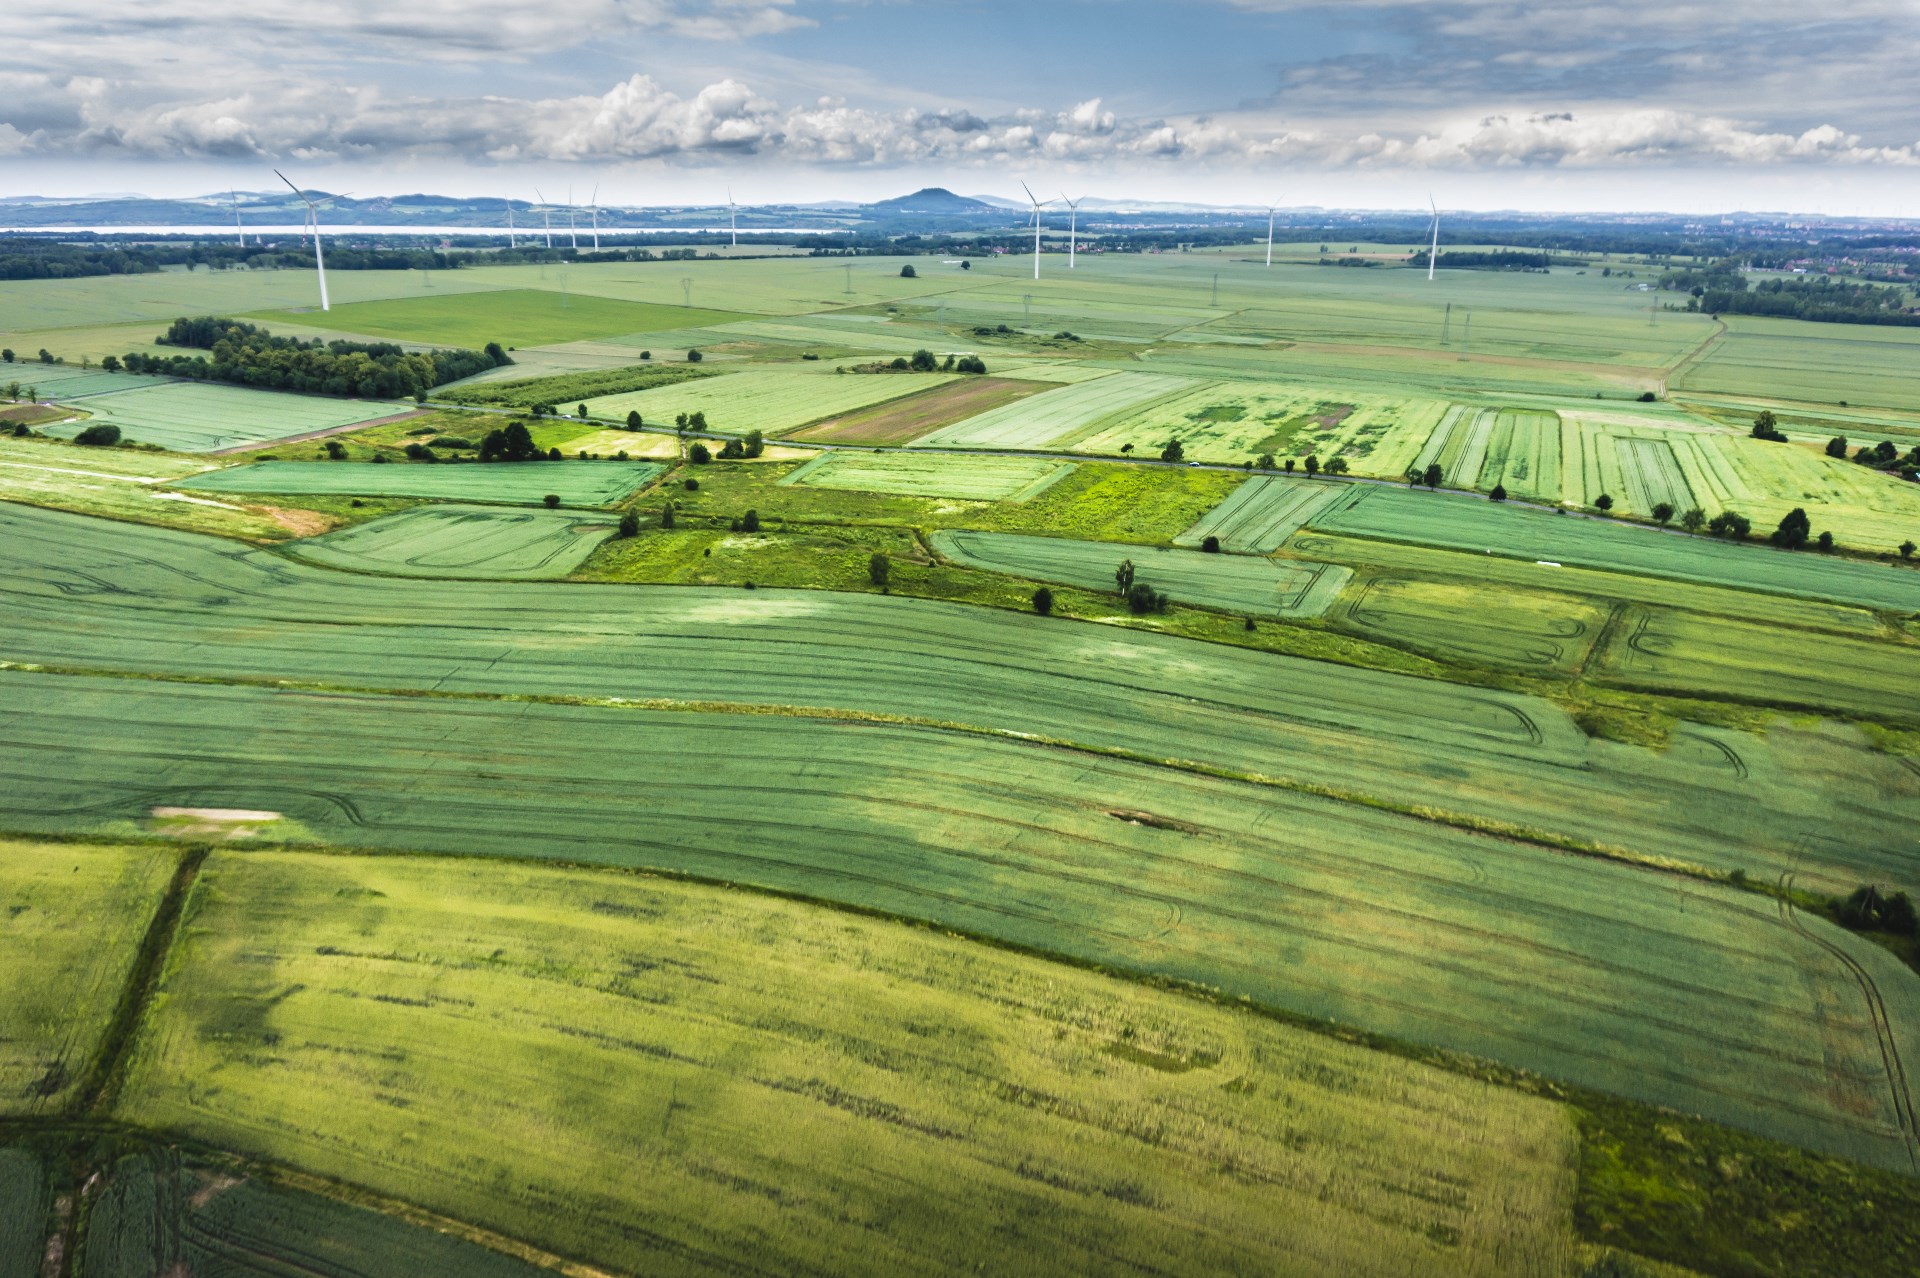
(1778, 870, 1920, 1173)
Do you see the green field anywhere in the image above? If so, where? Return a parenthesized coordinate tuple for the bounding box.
(782, 450, 1076, 501)
(932, 529, 1352, 617)
(39, 380, 411, 453)
(116, 849, 1578, 1277)
(251, 288, 743, 349)
(175, 458, 662, 506)
(0, 1149, 45, 1278)
(1341, 576, 1610, 673)
(0, 435, 302, 540)
(8, 669, 1916, 1174)
(1309, 483, 1920, 612)
(0, 841, 176, 1116)
(4, 503, 1914, 898)
(1175, 475, 1349, 551)
(912, 371, 1193, 450)
(1675, 316, 1920, 410)
(585, 368, 959, 436)
(283, 505, 616, 578)
(1, 363, 171, 397)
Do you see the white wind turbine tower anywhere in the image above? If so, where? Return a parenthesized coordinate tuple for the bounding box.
(1427, 196, 1440, 281)
(588, 183, 601, 250)
(533, 189, 554, 248)
(506, 198, 517, 249)
(727, 187, 737, 248)
(274, 170, 337, 311)
(1060, 193, 1082, 268)
(1021, 182, 1050, 281)
(229, 191, 247, 248)
(566, 186, 578, 249)
(1265, 205, 1277, 267)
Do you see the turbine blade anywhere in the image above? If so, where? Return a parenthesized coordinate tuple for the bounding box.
(1020, 179, 1037, 206)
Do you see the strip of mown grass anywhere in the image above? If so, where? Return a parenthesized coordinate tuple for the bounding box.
(6, 671, 1917, 1174)
(111, 848, 1578, 1278)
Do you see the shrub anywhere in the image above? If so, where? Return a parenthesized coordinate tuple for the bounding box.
(1901, 540, 1915, 559)
(325, 440, 348, 459)
(868, 552, 890, 589)
(1200, 535, 1221, 553)
(899, 264, 917, 278)
(1816, 530, 1834, 552)
(1032, 586, 1053, 615)
(660, 505, 676, 529)
(73, 423, 121, 446)
(1771, 507, 1811, 549)
(618, 509, 639, 537)
(428, 436, 472, 450)
(741, 509, 760, 532)
(1126, 582, 1169, 614)
(744, 429, 764, 458)
(910, 348, 937, 372)
(403, 442, 434, 461)
(1637, 391, 1656, 402)
(639, 350, 651, 360)
(955, 355, 987, 374)
(371, 452, 389, 464)
(688, 443, 712, 464)
(683, 478, 699, 490)
(1750, 410, 1787, 442)
(543, 494, 561, 509)
(627, 411, 642, 430)
(686, 349, 703, 362)
(10, 424, 25, 437)
(1827, 436, 1849, 458)
(1490, 484, 1507, 501)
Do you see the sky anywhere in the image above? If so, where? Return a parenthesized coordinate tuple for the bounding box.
(2, 0, 1918, 214)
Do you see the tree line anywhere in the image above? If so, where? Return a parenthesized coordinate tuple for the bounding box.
(117, 317, 509, 399)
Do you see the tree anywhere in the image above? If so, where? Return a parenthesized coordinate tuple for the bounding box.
(687, 349, 703, 362)
(1201, 535, 1222, 553)
(37, 350, 52, 364)
(956, 355, 987, 374)
(1423, 462, 1442, 488)
(1827, 436, 1849, 459)
(1284, 459, 1296, 474)
(1304, 454, 1319, 477)
(325, 440, 347, 460)
(688, 411, 708, 433)
(661, 504, 676, 529)
(403, 442, 434, 461)
(960, 260, 971, 271)
(100, 355, 120, 373)
(627, 410, 643, 430)
(868, 552, 890, 590)
(1120, 443, 1133, 455)
(1771, 507, 1811, 549)
(0, 350, 11, 363)
(741, 509, 760, 532)
(1324, 456, 1348, 475)
(543, 493, 561, 509)
(900, 264, 917, 278)
(618, 508, 640, 537)
(1490, 484, 1507, 502)
(689, 442, 712, 464)
(1126, 582, 1168, 614)
(1901, 540, 1916, 559)
(1680, 506, 1706, 532)
(1652, 501, 1674, 524)
(744, 429, 764, 458)
(576, 403, 589, 419)
(1115, 559, 1135, 596)
(1594, 492, 1614, 511)
(1031, 586, 1053, 615)
(1708, 510, 1752, 539)
(675, 412, 689, 433)
(1160, 438, 1184, 463)
(1256, 453, 1276, 470)
(1750, 411, 1786, 442)
(484, 341, 510, 365)
(1816, 530, 1835, 552)
(910, 348, 937, 372)
(74, 423, 121, 446)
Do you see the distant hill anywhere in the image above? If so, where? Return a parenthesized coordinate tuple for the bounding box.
(865, 188, 998, 215)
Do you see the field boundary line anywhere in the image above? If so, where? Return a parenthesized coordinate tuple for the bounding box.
(1777, 872, 1920, 1173)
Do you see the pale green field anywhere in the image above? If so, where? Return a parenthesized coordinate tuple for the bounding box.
(0, 435, 298, 540)
(118, 850, 1579, 1278)
(249, 288, 743, 349)
(41, 381, 411, 453)
(283, 505, 616, 578)
(586, 367, 958, 435)
(1340, 575, 1611, 674)
(0, 840, 176, 1115)
(911, 371, 1193, 449)
(782, 450, 1075, 501)
(2, 363, 170, 397)
(1175, 475, 1349, 551)
(177, 458, 661, 506)
(1675, 316, 1920, 409)
(932, 529, 1352, 617)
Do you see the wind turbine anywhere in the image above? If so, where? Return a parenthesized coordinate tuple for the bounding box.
(566, 186, 578, 249)
(727, 186, 737, 248)
(274, 170, 336, 311)
(229, 191, 246, 248)
(1060, 193, 1082, 269)
(1426, 196, 1440, 281)
(533, 189, 554, 248)
(507, 199, 517, 250)
(1021, 182, 1050, 281)
(589, 183, 600, 250)
(1265, 205, 1277, 267)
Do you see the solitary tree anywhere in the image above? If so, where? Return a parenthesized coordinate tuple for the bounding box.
(74, 423, 121, 446)
(627, 410, 643, 430)
(543, 493, 561, 509)
(868, 552, 890, 590)
(1490, 484, 1507, 502)
(1771, 507, 1811, 549)
(100, 355, 120, 373)
(1423, 462, 1442, 488)
(741, 508, 760, 532)
(1201, 535, 1222, 553)
(1032, 586, 1054, 615)
(744, 429, 765, 458)
(1160, 438, 1184, 463)
(1284, 459, 1296, 474)
(1256, 453, 1276, 470)
(1680, 506, 1706, 532)
(1115, 559, 1136, 596)
(618, 508, 640, 537)
(687, 349, 703, 362)
(1594, 492, 1614, 511)
(688, 442, 712, 464)
(1816, 530, 1835, 552)
(1324, 456, 1348, 475)
(661, 504, 676, 529)
(900, 264, 917, 278)
(576, 403, 589, 419)
(1652, 501, 1675, 524)
(1304, 454, 1320, 477)
(1901, 540, 1915, 559)
(1827, 436, 1849, 459)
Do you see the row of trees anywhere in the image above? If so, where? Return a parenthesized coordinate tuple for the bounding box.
(120, 317, 509, 399)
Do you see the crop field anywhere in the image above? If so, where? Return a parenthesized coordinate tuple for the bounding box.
(1598, 607, 1920, 721)
(1614, 436, 1694, 513)
(0, 435, 300, 540)
(1340, 576, 1609, 673)
(584, 368, 959, 436)
(0, 840, 176, 1116)
(39, 381, 411, 453)
(790, 377, 1047, 444)
(1675, 317, 1920, 409)
(175, 458, 661, 506)
(934, 529, 1351, 617)
(1307, 483, 1920, 612)
(1176, 475, 1350, 551)
(783, 451, 1075, 501)
(115, 850, 1579, 1278)
(6, 671, 1915, 1174)
(250, 288, 745, 349)
(4, 500, 1916, 892)
(1071, 382, 1455, 467)
(0, 1148, 46, 1277)
(2, 363, 171, 397)
(1474, 410, 1565, 501)
(911, 371, 1193, 450)
(76, 1147, 549, 1278)
(283, 505, 616, 579)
